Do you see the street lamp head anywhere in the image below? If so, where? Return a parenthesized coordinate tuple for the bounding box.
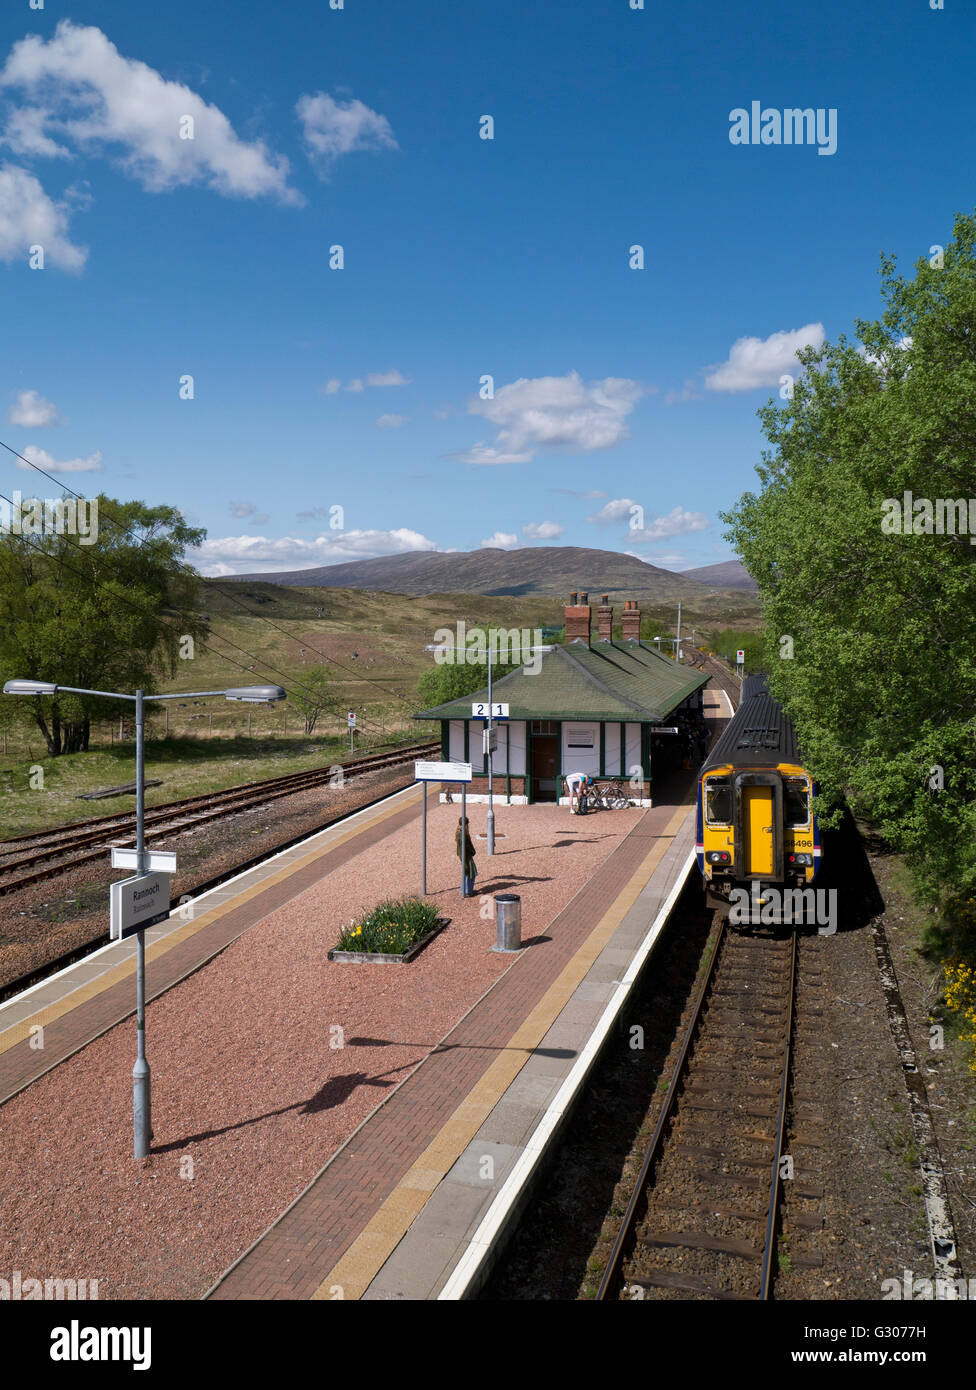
(224, 684, 287, 704)
(3, 678, 58, 696)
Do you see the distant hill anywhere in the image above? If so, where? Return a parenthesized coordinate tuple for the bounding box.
(679, 560, 758, 593)
(231, 545, 739, 603)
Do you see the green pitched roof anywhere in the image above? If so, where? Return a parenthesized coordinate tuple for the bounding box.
(414, 641, 709, 723)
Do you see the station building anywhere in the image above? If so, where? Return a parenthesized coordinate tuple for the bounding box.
(414, 593, 709, 806)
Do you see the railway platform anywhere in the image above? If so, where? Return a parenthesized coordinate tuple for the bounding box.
(0, 785, 426, 1104)
(0, 691, 729, 1300)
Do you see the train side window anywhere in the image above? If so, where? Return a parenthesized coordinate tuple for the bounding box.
(785, 779, 809, 826)
(705, 777, 732, 825)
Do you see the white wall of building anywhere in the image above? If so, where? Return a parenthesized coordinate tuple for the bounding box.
(604, 722, 622, 775)
(507, 721, 527, 775)
(448, 719, 465, 763)
(562, 721, 600, 776)
(625, 722, 642, 779)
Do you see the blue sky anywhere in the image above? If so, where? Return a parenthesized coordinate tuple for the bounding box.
(0, 0, 972, 577)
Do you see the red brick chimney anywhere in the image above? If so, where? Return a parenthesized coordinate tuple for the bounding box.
(597, 594, 613, 642)
(564, 590, 591, 645)
(621, 599, 641, 642)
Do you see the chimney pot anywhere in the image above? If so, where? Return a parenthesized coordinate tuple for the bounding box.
(564, 591, 592, 646)
(621, 598, 642, 641)
(597, 594, 614, 642)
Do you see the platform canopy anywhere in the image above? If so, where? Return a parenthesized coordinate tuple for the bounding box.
(414, 640, 709, 724)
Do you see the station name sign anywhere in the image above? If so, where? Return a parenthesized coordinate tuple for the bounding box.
(110, 871, 172, 941)
(415, 760, 473, 783)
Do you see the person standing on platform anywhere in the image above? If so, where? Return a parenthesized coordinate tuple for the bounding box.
(456, 816, 477, 896)
(564, 770, 585, 814)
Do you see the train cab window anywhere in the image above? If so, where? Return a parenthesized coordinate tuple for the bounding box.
(705, 777, 732, 825)
(785, 779, 809, 826)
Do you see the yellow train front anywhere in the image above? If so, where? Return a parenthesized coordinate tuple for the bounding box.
(696, 675, 821, 926)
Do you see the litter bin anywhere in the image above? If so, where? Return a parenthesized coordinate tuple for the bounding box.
(491, 893, 522, 953)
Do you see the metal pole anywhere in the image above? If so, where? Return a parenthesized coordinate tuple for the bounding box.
(421, 783, 428, 895)
(460, 783, 466, 895)
(486, 641, 495, 855)
(133, 688, 151, 1159)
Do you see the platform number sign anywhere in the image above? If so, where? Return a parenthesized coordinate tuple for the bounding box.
(471, 702, 509, 720)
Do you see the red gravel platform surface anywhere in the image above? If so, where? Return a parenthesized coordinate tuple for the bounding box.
(0, 794, 644, 1299)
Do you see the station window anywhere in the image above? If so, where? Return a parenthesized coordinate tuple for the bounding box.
(705, 776, 732, 825)
(785, 779, 810, 826)
(530, 721, 557, 735)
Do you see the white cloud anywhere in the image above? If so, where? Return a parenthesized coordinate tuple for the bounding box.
(859, 336, 913, 370)
(480, 531, 519, 549)
(628, 507, 710, 542)
(191, 527, 437, 575)
(229, 500, 269, 523)
(16, 443, 102, 473)
(321, 370, 408, 396)
(297, 92, 398, 177)
(7, 389, 63, 426)
(664, 380, 704, 405)
(375, 413, 410, 428)
(3, 105, 70, 158)
(367, 369, 409, 387)
(704, 323, 825, 392)
(553, 487, 607, 499)
(522, 520, 563, 540)
(1, 21, 300, 204)
(459, 371, 645, 465)
(0, 162, 87, 269)
(586, 497, 641, 526)
(648, 553, 688, 568)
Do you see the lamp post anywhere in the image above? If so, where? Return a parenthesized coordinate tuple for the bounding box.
(486, 639, 495, 856)
(3, 679, 285, 1159)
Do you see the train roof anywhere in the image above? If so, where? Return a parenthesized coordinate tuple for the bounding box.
(702, 673, 805, 771)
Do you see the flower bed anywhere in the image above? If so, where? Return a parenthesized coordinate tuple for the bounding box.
(328, 896, 446, 964)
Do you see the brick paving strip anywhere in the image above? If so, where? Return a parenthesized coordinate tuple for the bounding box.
(207, 788, 696, 1301)
(0, 785, 424, 1104)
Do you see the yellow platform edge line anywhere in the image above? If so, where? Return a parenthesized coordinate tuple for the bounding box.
(311, 797, 693, 1301)
(0, 787, 420, 1056)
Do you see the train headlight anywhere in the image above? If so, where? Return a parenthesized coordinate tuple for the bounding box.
(789, 853, 812, 866)
(707, 851, 731, 864)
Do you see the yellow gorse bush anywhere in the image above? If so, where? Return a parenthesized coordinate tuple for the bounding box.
(944, 961, 976, 1075)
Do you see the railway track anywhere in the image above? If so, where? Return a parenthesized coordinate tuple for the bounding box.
(0, 739, 439, 896)
(597, 916, 800, 1301)
(684, 646, 742, 708)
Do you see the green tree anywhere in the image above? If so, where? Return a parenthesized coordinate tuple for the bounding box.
(0, 494, 207, 755)
(722, 210, 976, 900)
(290, 664, 338, 735)
(416, 629, 523, 710)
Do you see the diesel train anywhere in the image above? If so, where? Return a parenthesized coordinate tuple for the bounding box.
(696, 675, 823, 927)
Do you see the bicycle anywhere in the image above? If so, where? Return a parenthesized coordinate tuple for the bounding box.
(581, 778, 634, 811)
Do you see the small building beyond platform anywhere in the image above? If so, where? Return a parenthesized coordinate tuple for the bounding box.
(414, 592, 709, 806)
